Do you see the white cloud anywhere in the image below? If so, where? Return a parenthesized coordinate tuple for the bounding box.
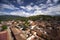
(30, 3, 34, 5)
(47, 0, 52, 4)
(10, 10, 31, 17)
(33, 5, 41, 10)
(42, 5, 60, 15)
(20, 5, 33, 11)
(9, 8, 44, 17)
(1, 4, 60, 17)
(53, 0, 59, 3)
(17, 0, 24, 4)
(20, 5, 41, 11)
(17, 0, 21, 3)
(0, 12, 9, 15)
(47, 0, 59, 4)
(1, 4, 19, 10)
(0, 0, 60, 17)
(34, 10, 44, 15)
(25, 5, 33, 11)
(47, 5, 60, 11)
(20, 6, 26, 9)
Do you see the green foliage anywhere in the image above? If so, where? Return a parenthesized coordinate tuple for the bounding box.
(2, 25, 7, 30)
(0, 15, 60, 21)
(0, 21, 1, 24)
(24, 19, 29, 28)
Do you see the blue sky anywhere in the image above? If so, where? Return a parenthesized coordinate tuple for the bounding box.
(0, 0, 60, 17)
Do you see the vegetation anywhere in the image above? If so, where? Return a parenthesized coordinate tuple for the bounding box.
(2, 25, 7, 31)
(0, 15, 60, 21)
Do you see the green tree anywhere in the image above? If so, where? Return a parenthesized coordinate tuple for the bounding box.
(2, 25, 7, 30)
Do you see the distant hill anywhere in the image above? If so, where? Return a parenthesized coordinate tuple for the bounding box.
(0, 15, 60, 21)
(0, 15, 27, 21)
(28, 15, 60, 21)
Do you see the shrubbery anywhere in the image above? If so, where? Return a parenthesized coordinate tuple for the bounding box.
(2, 25, 7, 31)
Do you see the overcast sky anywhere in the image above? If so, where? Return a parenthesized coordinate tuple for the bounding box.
(0, 0, 60, 17)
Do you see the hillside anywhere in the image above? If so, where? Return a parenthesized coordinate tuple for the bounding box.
(0, 15, 27, 21)
(0, 15, 60, 21)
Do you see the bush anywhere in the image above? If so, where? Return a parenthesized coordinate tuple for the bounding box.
(2, 25, 7, 30)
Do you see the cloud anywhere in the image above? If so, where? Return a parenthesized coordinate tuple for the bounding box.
(9, 10, 44, 17)
(10, 10, 32, 17)
(20, 5, 41, 11)
(0, 12, 9, 15)
(9, 5, 44, 17)
(47, 0, 51, 4)
(1, 3, 60, 17)
(0, 0, 60, 17)
(0, 4, 19, 10)
(20, 5, 33, 11)
(47, 0, 59, 4)
(17, 0, 24, 4)
(53, 0, 59, 3)
(47, 5, 60, 11)
(42, 4, 60, 15)
(30, 3, 34, 6)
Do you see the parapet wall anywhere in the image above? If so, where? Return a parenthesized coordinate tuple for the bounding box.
(0, 31, 8, 40)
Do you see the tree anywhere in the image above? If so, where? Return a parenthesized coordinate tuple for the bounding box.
(2, 25, 7, 31)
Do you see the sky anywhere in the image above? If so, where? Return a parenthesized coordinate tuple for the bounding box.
(0, 0, 60, 17)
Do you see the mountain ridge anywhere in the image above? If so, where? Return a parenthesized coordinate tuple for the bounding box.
(0, 15, 60, 21)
